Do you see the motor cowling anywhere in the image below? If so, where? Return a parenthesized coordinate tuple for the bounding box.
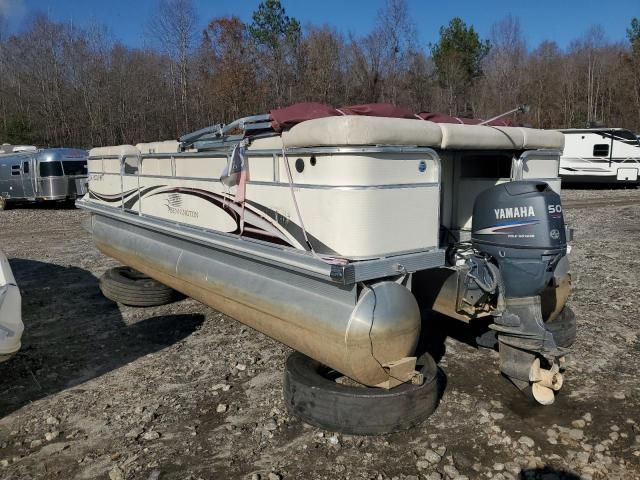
(471, 181, 571, 405)
(471, 181, 567, 297)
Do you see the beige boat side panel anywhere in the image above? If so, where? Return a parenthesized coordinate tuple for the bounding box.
(282, 116, 443, 148)
(103, 158, 120, 173)
(521, 155, 561, 179)
(140, 156, 172, 176)
(137, 141, 180, 154)
(175, 156, 227, 178)
(274, 153, 439, 186)
(89, 145, 139, 158)
(244, 183, 440, 257)
(88, 171, 439, 258)
(88, 158, 103, 173)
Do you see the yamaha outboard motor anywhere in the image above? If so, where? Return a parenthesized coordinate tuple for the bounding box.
(472, 181, 568, 404)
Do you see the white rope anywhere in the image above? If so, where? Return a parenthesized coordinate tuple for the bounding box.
(281, 147, 347, 266)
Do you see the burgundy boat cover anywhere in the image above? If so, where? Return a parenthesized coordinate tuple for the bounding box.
(337, 103, 416, 119)
(269, 102, 517, 131)
(270, 103, 339, 132)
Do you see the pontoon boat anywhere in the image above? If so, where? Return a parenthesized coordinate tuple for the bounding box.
(79, 103, 574, 432)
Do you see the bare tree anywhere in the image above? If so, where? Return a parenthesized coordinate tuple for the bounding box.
(345, 0, 418, 105)
(524, 41, 563, 128)
(0, 11, 8, 135)
(625, 18, 640, 127)
(376, 0, 417, 103)
(475, 16, 526, 116)
(584, 27, 607, 124)
(2, 3, 640, 147)
(148, 0, 197, 132)
(197, 16, 259, 123)
(345, 31, 384, 103)
(297, 26, 345, 104)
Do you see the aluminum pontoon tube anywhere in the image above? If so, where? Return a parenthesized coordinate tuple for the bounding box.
(90, 214, 422, 387)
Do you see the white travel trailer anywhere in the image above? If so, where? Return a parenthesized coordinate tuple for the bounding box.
(0, 148, 89, 209)
(79, 105, 574, 433)
(559, 128, 640, 184)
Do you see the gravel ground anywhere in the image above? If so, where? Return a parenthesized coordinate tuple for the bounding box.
(0, 188, 639, 480)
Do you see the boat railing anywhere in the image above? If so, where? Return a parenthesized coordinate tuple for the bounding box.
(179, 114, 272, 151)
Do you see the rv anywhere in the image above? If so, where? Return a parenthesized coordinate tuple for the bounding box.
(79, 103, 574, 433)
(0, 148, 89, 210)
(559, 128, 640, 184)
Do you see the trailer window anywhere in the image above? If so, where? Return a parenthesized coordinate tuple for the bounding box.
(23, 161, 29, 174)
(593, 144, 609, 157)
(11, 165, 20, 176)
(39, 161, 63, 177)
(460, 154, 512, 178)
(62, 161, 87, 176)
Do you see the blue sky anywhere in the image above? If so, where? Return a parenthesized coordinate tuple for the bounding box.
(3, 0, 639, 50)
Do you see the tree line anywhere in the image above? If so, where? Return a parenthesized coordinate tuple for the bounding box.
(0, 0, 639, 147)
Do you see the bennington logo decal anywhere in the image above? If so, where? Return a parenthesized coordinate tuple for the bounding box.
(494, 205, 535, 220)
(165, 193, 199, 218)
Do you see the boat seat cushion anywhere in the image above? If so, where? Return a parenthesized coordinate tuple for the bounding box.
(520, 128, 564, 150)
(439, 124, 525, 150)
(282, 116, 443, 148)
(281, 115, 564, 151)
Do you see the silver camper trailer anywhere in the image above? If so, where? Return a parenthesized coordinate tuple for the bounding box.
(0, 148, 88, 210)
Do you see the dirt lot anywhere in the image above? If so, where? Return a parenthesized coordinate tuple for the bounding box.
(1, 188, 639, 480)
